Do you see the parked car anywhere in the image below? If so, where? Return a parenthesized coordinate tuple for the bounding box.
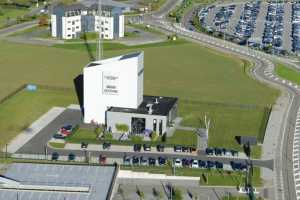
(99, 155, 107, 165)
(123, 156, 131, 165)
(158, 157, 166, 165)
(68, 153, 75, 161)
(198, 160, 206, 168)
(205, 148, 214, 155)
(51, 152, 59, 161)
(182, 146, 191, 152)
(81, 142, 88, 148)
(133, 144, 142, 152)
(182, 158, 191, 167)
(174, 145, 182, 152)
(103, 142, 111, 150)
(140, 157, 148, 166)
(174, 158, 182, 167)
(214, 148, 222, 156)
(206, 161, 215, 168)
(157, 144, 165, 152)
(143, 144, 151, 151)
(148, 157, 156, 165)
(215, 161, 223, 169)
(132, 157, 140, 165)
(192, 160, 199, 168)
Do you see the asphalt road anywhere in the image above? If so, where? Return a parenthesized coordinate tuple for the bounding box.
(0, 21, 37, 37)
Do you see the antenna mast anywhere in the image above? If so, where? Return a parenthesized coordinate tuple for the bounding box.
(97, 0, 103, 61)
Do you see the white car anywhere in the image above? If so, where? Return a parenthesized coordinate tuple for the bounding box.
(174, 158, 182, 167)
(191, 160, 198, 168)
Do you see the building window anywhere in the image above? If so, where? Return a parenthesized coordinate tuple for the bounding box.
(72, 21, 75, 25)
(159, 120, 163, 135)
(153, 119, 157, 133)
(131, 117, 145, 135)
(67, 28, 71, 30)
(76, 26, 79, 29)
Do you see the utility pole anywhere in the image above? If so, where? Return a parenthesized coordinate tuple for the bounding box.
(97, 0, 103, 61)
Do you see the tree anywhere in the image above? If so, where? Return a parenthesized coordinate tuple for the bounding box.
(38, 15, 48, 26)
(115, 124, 129, 133)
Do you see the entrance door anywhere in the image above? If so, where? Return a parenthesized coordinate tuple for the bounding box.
(131, 117, 146, 135)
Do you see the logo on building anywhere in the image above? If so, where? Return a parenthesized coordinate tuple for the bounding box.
(102, 71, 119, 95)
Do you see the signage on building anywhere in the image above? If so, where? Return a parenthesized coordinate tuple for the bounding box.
(102, 71, 119, 95)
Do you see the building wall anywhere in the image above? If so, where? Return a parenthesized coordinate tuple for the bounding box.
(83, 52, 144, 124)
(51, 6, 124, 40)
(106, 111, 167, 135)
(62, 15, 82, 39)
(51, 15, 57, 37)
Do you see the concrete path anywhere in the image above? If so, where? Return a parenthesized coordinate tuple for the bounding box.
(4, 107, 65, 153)
(118, 170, 200, 181)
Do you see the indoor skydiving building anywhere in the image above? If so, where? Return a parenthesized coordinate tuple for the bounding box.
(83, 51, 178, 135)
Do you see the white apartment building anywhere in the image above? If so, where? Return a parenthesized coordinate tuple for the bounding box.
(51, 3, 124, 40)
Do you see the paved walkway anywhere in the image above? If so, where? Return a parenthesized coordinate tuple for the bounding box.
(4, 107, 65, 153)
(118, 170, 200, 181)
(261, 92, 289, 186)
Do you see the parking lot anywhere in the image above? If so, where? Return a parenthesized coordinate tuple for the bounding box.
(198, 1, 298, 55)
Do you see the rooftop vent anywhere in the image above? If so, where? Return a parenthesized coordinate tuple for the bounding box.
(146, 104, 153, 114)
(154, 98, 159, 104)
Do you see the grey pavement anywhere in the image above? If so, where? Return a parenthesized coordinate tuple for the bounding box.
(0, 21, 37, 37)
(251, 2, 268, 43)
(283, 2, 292, 52)
(227, 3, 243, 35)
(16, 108, 82, 154)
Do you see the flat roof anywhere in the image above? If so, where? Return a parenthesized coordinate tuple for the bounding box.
(0, 163, 116, 200)
(108, 95, 178, 116)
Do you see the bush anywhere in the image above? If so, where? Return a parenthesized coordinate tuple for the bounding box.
(104, 132, 113, 140)
(173, 188, 182, 200)
(151, 132, 159, 141)
(130, 135, 143, 143)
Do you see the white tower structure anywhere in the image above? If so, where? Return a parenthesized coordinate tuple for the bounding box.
(83, 52, 144, 124)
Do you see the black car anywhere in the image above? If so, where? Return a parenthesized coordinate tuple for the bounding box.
(215, 161, 223, 169)
(103, 142, 111, 150)
(51, 152, 59, 161)
(182, 158, 191, 167)
(132, 157, 140, 165)
(214, 148, 222, 156)
(174, 145, 182, 152)
(133, 144, 142, 152)
(205, 148, 214, 155)
(81, 142, 88, 148)
(206, 161, 215, 168)
(123, 156, 131, 165)
(143, 144, 151, 151)
(157, 144, 165, 152)
(148, 158, 156, 165)
(182, 146, 191, 152)
(198, 160, 206, 168)
(158, 157, 166, 165)
(68, 153, 75, 161)
(231, 161, 246, 171)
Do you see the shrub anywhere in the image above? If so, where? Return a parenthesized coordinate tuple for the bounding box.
(131, 135, 143, 143)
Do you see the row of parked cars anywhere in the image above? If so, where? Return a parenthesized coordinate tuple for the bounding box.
(123, 156, 247, 171)
(214, 5, 236, 31)
(205, 147, 239, 157)
(235, 1, 260, 38)
(262, 2, 285, 49)
(292, 3, 300, 53)
(133, 144, 196, 153)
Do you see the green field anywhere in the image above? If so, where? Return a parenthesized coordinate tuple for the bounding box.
(276, 63, 300, 85)
(0, 39, 279, 150)
(0, 7, 29, 28)
(121, 165, 262, 187)
(0, 88, 76, 148)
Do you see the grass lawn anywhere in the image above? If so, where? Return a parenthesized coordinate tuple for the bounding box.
(121, 165, 262, 187)
(128, 24, 164, 35)
(9, 25, 50, 38)
(0, 38, 279, 150)
(0, 88, 76, 148)
(48, 142, 65, 149)
(276, 62, 300, 85)
(66, 128, 197, 147)
(0, 7, 29, 28)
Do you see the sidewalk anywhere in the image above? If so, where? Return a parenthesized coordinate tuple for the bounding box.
(4, 107, 65, 153)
